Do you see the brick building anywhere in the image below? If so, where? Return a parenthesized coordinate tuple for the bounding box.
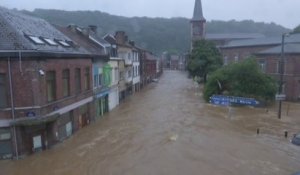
(190, 0, 300, 101)
(0, 7, 94, 159)
(219, 34, 300, 101)
(104, 31, 141, 97)
(56, 25, 117, 119)
(256, 43, 300, 101)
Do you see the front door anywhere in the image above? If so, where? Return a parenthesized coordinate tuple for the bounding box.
(32, 135, 42, 152)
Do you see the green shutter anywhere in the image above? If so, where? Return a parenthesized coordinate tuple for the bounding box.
(103, 64, 112, 87)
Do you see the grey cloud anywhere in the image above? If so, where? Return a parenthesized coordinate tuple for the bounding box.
(1, 0, 299, 28)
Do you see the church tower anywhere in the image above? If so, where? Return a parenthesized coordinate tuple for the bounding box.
(191, 0, 206, 49)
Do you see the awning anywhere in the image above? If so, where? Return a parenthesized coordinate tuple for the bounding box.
(10, 114, 59, 126)
(10, 97, 93, 126)
(95, 90, 110, 99)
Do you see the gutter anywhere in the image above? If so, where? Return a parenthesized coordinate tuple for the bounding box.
(0, 50, 93, 58)
(8, 57, 19, 160)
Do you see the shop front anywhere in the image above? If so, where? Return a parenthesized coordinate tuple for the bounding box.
(95, 91, 109, 119)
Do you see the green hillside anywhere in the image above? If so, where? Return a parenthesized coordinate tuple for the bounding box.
(22, 9, 290, 54)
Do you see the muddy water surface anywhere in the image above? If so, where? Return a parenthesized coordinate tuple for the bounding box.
(0, 71, 299, 175)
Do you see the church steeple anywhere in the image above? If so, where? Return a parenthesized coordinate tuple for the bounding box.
(192, 0, 205, 21)
(191, 0, 206, 49)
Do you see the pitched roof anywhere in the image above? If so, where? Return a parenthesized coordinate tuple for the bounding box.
(221, 36, 280, 48)
(55, 25, 107, 56)
(257, 43, 300, 55)
(206, 33, 265, 40)
(0, 7, 88, 56)
(103, 34, 116, 45)
(191, 0, 205, 21)
(145, 52, 157, 61)
(221, 33, 300, 48)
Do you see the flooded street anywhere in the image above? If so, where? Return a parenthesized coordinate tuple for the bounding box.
(1, 70, 299, 175)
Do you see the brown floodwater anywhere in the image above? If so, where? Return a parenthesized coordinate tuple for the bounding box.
(0, 70, 299, 175)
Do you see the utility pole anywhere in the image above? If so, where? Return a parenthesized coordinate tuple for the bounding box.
(278, 33, 289, 119)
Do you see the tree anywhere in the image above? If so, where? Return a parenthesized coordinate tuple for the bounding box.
(188, 40, 223, 83)
(203, 58, 277, 103)
(292, 25, 300, 34)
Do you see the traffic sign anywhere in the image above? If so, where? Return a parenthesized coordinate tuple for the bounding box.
(210, 95, 259, 107)
(275, 94, 286, 101)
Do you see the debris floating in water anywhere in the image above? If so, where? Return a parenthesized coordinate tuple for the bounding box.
(169, 134, 178, 141)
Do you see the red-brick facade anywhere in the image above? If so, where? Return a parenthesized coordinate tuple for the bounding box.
(0, 57, 94, 157)
(220, 45, 300, 101)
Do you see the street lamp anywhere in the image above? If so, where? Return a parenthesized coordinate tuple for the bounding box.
(277, 33, 289, 119)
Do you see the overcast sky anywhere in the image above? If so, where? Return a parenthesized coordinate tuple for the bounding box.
(1, 0, 299, 29)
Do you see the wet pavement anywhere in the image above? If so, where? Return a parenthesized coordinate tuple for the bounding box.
(0, 70, 299, 175)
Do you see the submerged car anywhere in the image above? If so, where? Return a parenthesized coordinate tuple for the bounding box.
(291, 133, 300, 146)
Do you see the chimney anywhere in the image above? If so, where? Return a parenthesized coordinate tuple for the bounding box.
(88, 25, 98, 34)
(115, 31, 126, 44)
(68, 24, 77, 32)
(129, 40, 135, 46)
(82, 28, 90, 36)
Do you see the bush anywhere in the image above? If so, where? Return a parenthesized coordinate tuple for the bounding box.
(203, 58, 277, 103)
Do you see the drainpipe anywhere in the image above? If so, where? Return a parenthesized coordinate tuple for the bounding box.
(8, 57, 19, 159)
(19, 51, 23, 75)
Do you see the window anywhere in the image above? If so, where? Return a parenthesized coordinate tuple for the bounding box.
(135, 66, 138, 76)
(0, 74, 7, 108)
(128, 53, 131, 60)
(0, 128, 11, 141)
(259, 60, 266, 72)
(57, 40, 71, 47)
(114, 68, 119, 82)
(120, 71, 124, 80)
(62, 69, 70, 97)
(224, 56, 228, 65)
(43, 38, 58, 46)
(128, 70, 132, 78)
(46, 71, 56, 102)
(277, 61, 285, 74)
(75, 68, 81, 94)
(94, 74, 99, 88)
(282, 84, 286, 94)
(26, 35, 45, 45)
(234, 55, 239, 62)
(84, 67, 90, 90)
(0, 128, 12, 159)
(99, 74, 103, 86)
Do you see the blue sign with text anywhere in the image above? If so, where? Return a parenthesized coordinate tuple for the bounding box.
(210, 95, 259, 107)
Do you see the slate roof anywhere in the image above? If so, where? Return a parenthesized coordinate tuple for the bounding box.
(221, 33, 300, 48)
(206, 33, 265, 40)
(88, 31, 111, 48)
(191, 0, 205, 21)
(145, 52, 157, 61)
(0, 7, 88, 56)
(257, 43, 300, 55)
(55, 25, 106, 56)
(103, 34, 116, 45)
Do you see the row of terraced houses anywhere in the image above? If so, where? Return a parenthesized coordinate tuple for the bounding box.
(0, 7, 162, 159)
